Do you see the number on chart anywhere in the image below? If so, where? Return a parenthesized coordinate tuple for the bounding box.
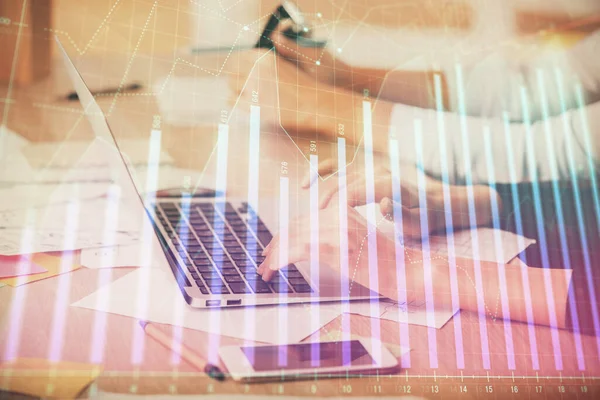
(251, 90, 259, 103)
(280, 161, 288, 175)
(338, 123, 345, 136)
(309, 141, 317, 153)
(152, 114, 161, 130)
(220, 109, 228, 124)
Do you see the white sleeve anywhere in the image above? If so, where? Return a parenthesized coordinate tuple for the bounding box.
(390, 101, 600, 184)
(443, 31, 600, 121)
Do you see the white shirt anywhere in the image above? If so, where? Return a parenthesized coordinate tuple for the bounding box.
(390, 31, 600, 184)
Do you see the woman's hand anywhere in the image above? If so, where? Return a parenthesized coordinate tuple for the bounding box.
(257, 203, 381, 281)
(302, 156, 500, 237)
(256, 202, 453, 305)
(303, 157, 449, 237)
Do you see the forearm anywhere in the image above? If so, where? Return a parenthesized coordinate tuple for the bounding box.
(456, 259, 572, 328)
(352, 237, 572, 328)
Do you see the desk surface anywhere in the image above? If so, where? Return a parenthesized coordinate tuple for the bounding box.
(2, 33, 600, 400)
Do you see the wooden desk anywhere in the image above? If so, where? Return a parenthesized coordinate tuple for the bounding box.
(2, 44, 600, 400)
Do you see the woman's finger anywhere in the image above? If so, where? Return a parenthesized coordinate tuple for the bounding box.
(379, 197, 427, 239)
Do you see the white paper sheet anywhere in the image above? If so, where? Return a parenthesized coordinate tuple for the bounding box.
(0, 229, 139, 256)
(80, 243, 164, 269)
(71, 268, 342, 344)
(0, 183, 112, 212)
(346, 300, 459, 329)
(356, 204, 535, 263)
(402, 228, 535, 264)
(0, 197, 144, 233)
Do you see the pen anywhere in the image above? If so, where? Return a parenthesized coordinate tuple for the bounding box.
(66, 83, 142, 101)
(138, 320, 226, 381)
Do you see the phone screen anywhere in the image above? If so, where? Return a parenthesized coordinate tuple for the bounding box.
(242, 340, 376, 372)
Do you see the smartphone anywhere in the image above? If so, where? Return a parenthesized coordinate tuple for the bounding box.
(219, 339, 399, 382)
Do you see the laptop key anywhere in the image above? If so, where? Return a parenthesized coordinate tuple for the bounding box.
(239, 266, 258, 274)
(209, 285, 230, 294)
(224, 275, 244, 283)
(201, 271, 222, 280)
(247, 280, 272, 293)
(190, 272, 200, 280)
(269, 274, 288, 283)
(196, 265, 215, 273)
(292, 284, 313, 293)
(287, 277, 309, 286)
(192, 258, 211, 267)
(227, 249, 247, 256)
(229, 282, 251, 294)
(213, 259, 234, 269)
(197, 285, 209, 295)
(270, 283, 292, 293)
(256, 231, 273, 247)
(230, 253, 252, 262)
(252, 255, 266, 264)
(221, 268, 240, 276)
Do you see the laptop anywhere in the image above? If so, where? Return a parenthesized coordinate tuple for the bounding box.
(57, 37, 381, 308)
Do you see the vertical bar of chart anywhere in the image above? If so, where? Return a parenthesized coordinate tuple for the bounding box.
(208, 123, 229, 365)
(310, 153, 320, 367)
(433, 74, 464, 370)
(4, 209, 37, 359)
(244, 104, 261, 363)
(574, 83, 600, 234)
(413, 121, 439, 369)
(131, 126, 163, 365)
(536, 70, 585, 370)
(337, 137, 352, 365)
(278, 175, 290, 366)
(482, 126, 516, 370)
(388, 132, 411, 368)
(556, 73, 600, 359)
(48, 187, 80, 362)
(362, 100, 382, 361)
(90, 183, 121, 364)
(501, 113, 540, 371)
(519, 86, 563, 371)
(455, 65, 490, 370)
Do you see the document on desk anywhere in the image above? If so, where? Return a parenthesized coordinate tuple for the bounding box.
(0, 182, 112, 212)
(71, 268, 342, 344)
(346, 300, 458, 329)
(0, 229, 139, 257)
(80, 243, 164, 269)
(0, 198, 144, 232)
(356, 204, 535, 263)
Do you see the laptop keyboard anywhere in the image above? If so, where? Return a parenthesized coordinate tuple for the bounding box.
(152, 201, 313, 296)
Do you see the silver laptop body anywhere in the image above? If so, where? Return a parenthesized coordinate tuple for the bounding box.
(57, 37, 381, 308)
